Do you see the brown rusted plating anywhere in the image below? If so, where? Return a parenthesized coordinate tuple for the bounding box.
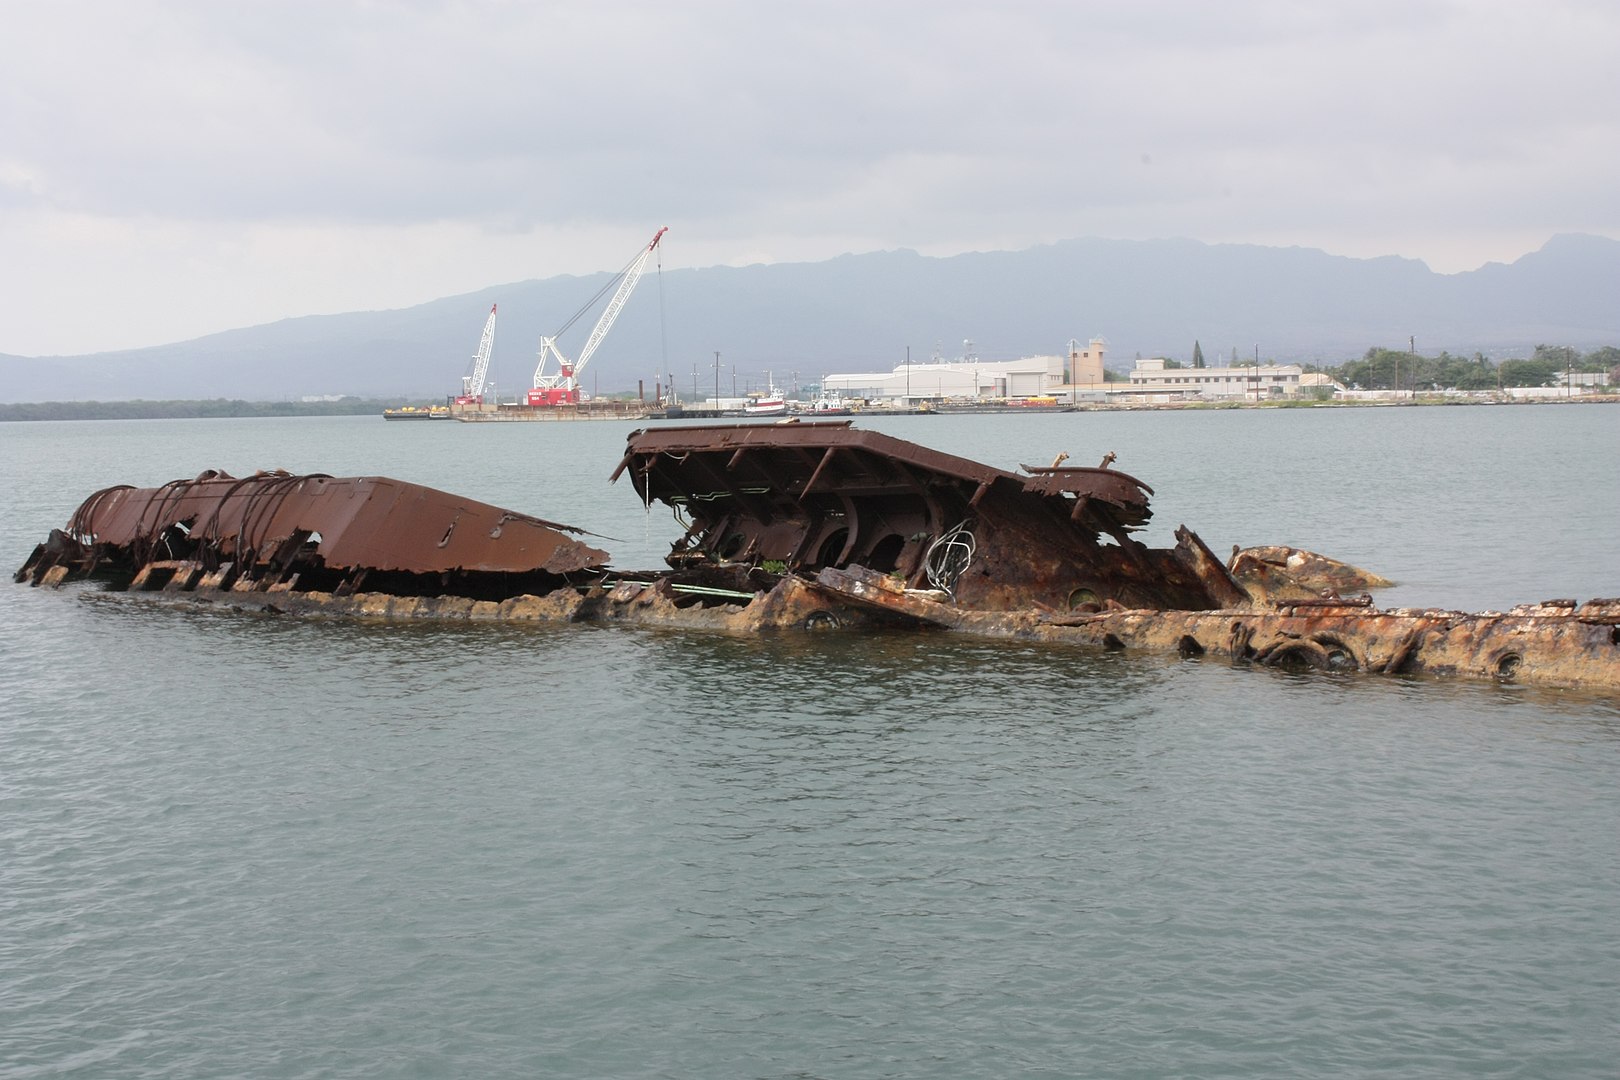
(14, 469, 609, 598)
(612, 422, 1240, 613)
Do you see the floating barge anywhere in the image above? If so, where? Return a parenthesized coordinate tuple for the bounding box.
(381, 405, 452, 420)
(449, 401, 655, 422)
(16, 423, 1620, 692)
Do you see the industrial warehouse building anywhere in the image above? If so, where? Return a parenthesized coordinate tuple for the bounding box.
(819, 341, 1318, 405)
(823, 339, 1108, 403)
(1125, 357, 1305, 401)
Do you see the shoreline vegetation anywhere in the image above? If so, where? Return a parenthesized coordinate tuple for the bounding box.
(0, 398, 403, 422)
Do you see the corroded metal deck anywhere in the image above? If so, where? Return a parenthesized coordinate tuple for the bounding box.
(612, 421, 1241, 612)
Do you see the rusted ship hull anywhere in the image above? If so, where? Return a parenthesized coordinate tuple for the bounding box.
(810, 565, 1620, 689)
(46, 572, 1617, 693)
(14, 470, 612, 599)
(15, 425, 1620, 693)
(609, 421, 1241, 613)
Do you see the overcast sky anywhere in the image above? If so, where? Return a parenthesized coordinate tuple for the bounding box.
(3, 0, 1617, 356)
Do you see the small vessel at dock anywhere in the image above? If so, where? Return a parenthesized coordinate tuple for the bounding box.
(382, 405, 452, 420)
(743, 378, 788, 417)
(808, 393, 852, 415)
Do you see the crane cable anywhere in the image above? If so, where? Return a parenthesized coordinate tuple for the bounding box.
(550, 242, 647, 339)
(656, 239, 668, 392)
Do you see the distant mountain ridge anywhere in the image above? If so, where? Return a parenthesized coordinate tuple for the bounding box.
(3, 234, 1617, 403)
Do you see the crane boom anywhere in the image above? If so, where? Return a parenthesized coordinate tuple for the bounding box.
(529, 227, 667, 405)
(456, 304, 498, 404)
(570, 227, 666, 383)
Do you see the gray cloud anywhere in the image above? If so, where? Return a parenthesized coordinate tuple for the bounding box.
(3, 0, 1617, 354)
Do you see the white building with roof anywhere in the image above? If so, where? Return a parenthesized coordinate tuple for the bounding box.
(822, 338, 1106, 403)
(1299, 372, 1346, 393)
(1127, 357, 1304, 401)
(824, 356, 1064, 402)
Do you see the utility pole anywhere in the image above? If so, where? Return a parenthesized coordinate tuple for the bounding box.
(714, 351, 721, 411)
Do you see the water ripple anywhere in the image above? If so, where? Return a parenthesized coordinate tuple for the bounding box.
(4, 414, 1619, 1078)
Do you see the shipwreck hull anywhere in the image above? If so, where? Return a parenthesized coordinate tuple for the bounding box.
(809, 566, 1620, 690)
(15, 427, 1620, 693)
(1050, 601, 1620, 686)
(612, 421, 1247, 613)
(14, 470, 611, 600)
(53, 573, 1620, 693)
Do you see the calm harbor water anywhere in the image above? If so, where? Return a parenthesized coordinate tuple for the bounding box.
(3, 406, 1618, 1078)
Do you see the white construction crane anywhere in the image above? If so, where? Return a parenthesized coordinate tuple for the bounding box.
(456, 304, 498, 404)
(528, 227, 667, 406)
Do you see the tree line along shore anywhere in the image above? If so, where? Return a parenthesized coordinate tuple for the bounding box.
(3, 345, 1616, 421)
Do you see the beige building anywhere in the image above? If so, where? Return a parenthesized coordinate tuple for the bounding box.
(1127, 357, 1304, 401)
(1068, 338, 1107, 387)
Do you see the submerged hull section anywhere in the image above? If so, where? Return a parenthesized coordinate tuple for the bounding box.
(809, 564, 1620, 690)
(15, 428, 1620, 693)
(15, 470, 610, 599)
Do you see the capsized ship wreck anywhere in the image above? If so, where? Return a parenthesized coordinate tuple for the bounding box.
(16, 422, 1620, 692)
